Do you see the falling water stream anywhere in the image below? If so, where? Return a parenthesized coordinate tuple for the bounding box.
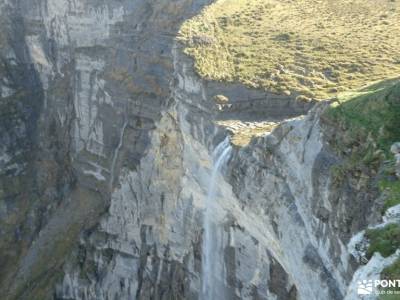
(201, 137, 232, 300)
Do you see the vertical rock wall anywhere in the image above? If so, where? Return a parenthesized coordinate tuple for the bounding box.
(0, 1, 385, 299)
(0, 0, 214, 298)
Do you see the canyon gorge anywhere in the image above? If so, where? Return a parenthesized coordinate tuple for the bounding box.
(0, 1, 399, 299)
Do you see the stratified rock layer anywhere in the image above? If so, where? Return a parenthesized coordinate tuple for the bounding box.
(0, 1, 387, 300)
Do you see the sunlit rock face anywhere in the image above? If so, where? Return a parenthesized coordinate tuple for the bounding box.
(0, 1, 386, 300)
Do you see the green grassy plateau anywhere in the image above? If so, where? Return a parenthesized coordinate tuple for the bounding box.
(178, 0, 400, 100)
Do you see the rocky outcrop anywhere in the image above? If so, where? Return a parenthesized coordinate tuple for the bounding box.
(0, 0, 389, 299)
(391, 143, 400, 178)
(202, 80, 315, 121)
(226, 102, 384, 299)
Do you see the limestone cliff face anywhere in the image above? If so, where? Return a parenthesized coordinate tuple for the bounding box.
(0, 1, 387, 300)
(0, 0, 213, 298)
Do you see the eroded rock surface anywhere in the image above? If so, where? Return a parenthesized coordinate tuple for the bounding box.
(0, 1, 387, 299)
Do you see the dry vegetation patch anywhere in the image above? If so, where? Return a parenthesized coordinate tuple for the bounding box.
(178, 0, 400, 100)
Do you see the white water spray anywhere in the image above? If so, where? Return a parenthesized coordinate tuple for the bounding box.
(201, 137, 232, 300)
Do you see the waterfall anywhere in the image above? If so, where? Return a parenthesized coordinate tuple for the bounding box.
(109, 119, 128, 190)
(201, 137, 232, 300)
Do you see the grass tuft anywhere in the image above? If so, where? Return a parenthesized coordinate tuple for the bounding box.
(379, 179, 400, 212)
(365, 224, 400, 259)
(382, 258, 400, 282)
(380, 258, 400, 298)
